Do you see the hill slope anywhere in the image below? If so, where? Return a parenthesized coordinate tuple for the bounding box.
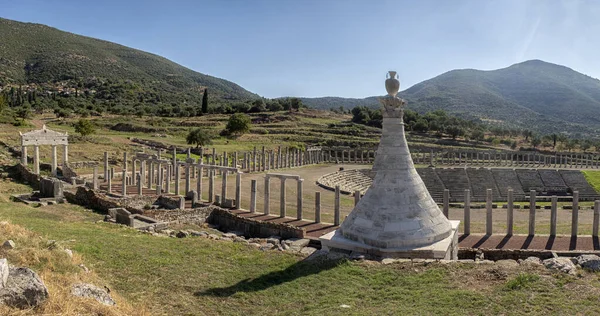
(306, 60, 600, 135)
(0, 17, 257, 107)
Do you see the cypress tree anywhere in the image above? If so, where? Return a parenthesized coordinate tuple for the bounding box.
(201, 89, 208, 114)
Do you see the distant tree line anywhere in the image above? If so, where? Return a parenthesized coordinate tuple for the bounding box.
(349, 105, 600, 153)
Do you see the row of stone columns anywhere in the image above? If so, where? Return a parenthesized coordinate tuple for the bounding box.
(324, 149, 376, 164)
(442, 188, 600, 237)
(22, 144, 68, 176)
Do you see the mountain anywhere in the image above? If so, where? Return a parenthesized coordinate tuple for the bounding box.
(305, 60, 600, 135)
(0, 17, 258, 110)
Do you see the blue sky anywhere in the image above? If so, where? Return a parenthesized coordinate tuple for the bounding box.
(2, 0, 600, 98)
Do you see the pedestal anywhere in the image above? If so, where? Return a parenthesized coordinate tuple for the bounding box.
(320, 220, 460, 260)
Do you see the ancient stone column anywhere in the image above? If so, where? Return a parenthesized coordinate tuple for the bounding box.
(550, 195, 558, 236)
(486, 189, 492, 235)
(132, 159, 137, 186)
(21, 146, 27, 165)
(507, 189, 514, 236)
(529, 190, 536, 236)
(212, 148, 216, 165)
(443, 189, 449, 218)
(174, 163, 180, 196)
(297, 179, 304, 220)
(261, 146, 266, 171)
(165, 167, 171, 194)
(103, 151, 109, 181)
(334, 185, 341, 225)
(123, 152, 128, 178)
(92, 166, 98, 190)
(253, 146, 257, 172)
(208, 170, 214, 203)
(148, 161, 154, 189)
(185, 162, 192, 193)
(572, 191, 579, 237)
(122, 170, 127, 197)
(278, 146, 282, 169)
(250, 179, 257, 213)
(221, 170, 228, 204)
(235, 172, 242, 209)
(315, 191, 321, 223)
(464, 189, 471, 235)
(234, 152, 238, 169)
(140, 161, 146, 188)
(137, 174, 142, 196)
(51, 145, 57, 176)
(354, 190, 361, 206)
(264, 176, 270, 215)
(33, 145, 40, 175)
(280, 178, 286, 218)
(63, 144, 68, 166)
(593, 200, 600, 238)
(107, 170, 112, 193)
(196, 166, 203, 201)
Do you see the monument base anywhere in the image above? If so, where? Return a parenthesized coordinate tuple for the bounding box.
(320, 220, 460, 260)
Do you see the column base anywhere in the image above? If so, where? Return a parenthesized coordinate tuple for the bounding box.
(320, 220, 460, 260)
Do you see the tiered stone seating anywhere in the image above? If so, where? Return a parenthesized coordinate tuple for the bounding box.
(416, 168, 446, 203)
(538, 169, 568, 193)
(491, 168, 526, 200)
(466, 168, 500, 202)
(515, 169, 544, 192)
(559, 170, 599, 199)
(435, 168, 470, 202)
(316, 169, 373, 195)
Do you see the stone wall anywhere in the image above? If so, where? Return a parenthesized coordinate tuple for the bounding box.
(62, 164, 77, 179)
(208, 208, 305, 239)
(156, 196, 182, 210)
(12, 163, 41, 189)
(144, 207, 214, 225)
(63, 186, 154, 214)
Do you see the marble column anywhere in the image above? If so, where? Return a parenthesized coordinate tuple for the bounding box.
(507, 189, 514, 236)
(174, 164, 180, 196)
(221, 170, 228, 203)
(264, 176, 271, 214)
(92, 166, 98, 190)
(315, 191, 321, 223)
(165, 167, 171, 194)
(122, 170, 127, 197)
(21, 146, 27, 165)
(250, 179, 257, 213)
(334, 185, 341, 225)
(280, 178, 286, 218)
(63, 144, 68, 166)
(235, 172, 242, 209)
(297, 179, 304, 220)
(103, 151, 109, 181)
(51, 145, 57, 176)
(33, 145, 40, 175)
(572, 191, 579, 237)
(208, 170, 214, 203)
(196, 166, 203, 201)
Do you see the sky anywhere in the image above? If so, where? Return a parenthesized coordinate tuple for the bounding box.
(2, 0, 600, 98)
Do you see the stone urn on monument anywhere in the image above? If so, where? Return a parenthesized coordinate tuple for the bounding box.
(320, 71, 460, 259)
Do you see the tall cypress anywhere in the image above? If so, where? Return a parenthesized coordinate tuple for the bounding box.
(201, 89, 208, 114)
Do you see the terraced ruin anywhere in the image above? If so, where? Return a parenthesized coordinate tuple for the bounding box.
(318, 167, 600, 202)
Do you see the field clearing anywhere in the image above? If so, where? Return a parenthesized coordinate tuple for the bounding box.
(2, 179, 600, 315)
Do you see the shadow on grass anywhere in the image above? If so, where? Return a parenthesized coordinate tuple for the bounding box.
(195, 256, 346, 297)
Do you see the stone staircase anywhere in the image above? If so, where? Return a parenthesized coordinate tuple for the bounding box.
(491, 168, 526, 200)
(436, 168, 470, 202)
(559, 170, 600, 200)
(515, 169, 545, 192)
(538, 169, 568, 194)
(466, 168, 500, 202)
(416, 168, 446, 203)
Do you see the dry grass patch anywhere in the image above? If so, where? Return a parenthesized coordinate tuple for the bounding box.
(0, 220, 148, 316)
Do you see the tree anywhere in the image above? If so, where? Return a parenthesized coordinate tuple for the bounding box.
(290, 97, 303, 112)
(412, 118, 429, 132)
(201, 89, 208, 114)
(531, 135, 541, 148)
(74, 119, 96, 136)
(225, 113, 251, 136)
(446, 126, 465, 139)
(186, 128, 214, 148)
(15, 105, 32, 121)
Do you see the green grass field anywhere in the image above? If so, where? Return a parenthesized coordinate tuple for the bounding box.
(2, 180, 600, 315)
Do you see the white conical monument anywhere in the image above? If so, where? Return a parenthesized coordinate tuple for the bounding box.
(320, 71, 460, 259)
